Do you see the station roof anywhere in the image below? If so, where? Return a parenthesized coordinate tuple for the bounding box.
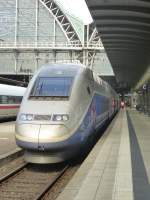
(86, 0, 150, 91)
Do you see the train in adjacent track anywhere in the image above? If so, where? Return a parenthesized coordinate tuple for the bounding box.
(0, 84, 26, 119)
(15, 64, 119, 163)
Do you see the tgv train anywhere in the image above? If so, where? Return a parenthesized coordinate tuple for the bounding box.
(15, 64, 119, 163)
(0, 84, 26, 119)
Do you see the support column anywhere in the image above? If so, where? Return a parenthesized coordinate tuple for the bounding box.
(53, 50, 56, 63)
(83, 25, 90, 67)
(143, 84, 148, 115)
(139, 91, 143, 113)
(83, 50, 88, 66)
(69, 51, 72, 63)
(14, 51, 19, 74)
(15, 0, 18, 45)
(35, 0, 39, 46)
(142, 90, 145, 113)
(53, 18, 56, 47)
(35, 51, 39, 71)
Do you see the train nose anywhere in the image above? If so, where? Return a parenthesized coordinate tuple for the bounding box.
(16, 124, 70, 150)
(16, 124, 40, 140)
(39, 124, 69, 142)
(38, 124, 70, 151)
(15, 124, 40, 149)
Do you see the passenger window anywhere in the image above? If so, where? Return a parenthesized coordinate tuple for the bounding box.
(0, 96, 2, 104)
(2, 96, 8, 104)
(0, 95, 22, 104)
(87, 86, 91, 95)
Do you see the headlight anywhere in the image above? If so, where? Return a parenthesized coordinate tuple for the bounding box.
(62, 115, 69, 121)
(19, 114, 27, 121)
(19, 114, 34, 121)
(56, 115, 62, 121)
(53, 114, 69, 121)
(26, 114, 34, 121)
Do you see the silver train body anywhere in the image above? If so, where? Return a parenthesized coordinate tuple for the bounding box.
(0, 84, 26, 119)
(15, 64, 119, 163)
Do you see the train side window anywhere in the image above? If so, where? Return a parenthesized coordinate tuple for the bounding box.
(87, 86, 91, 95)
(0, 96, 22, 104)
(0, 96, 2, 104)
(2, 96, 8, 104)
(8, 96, 14, 104)
(16, 96, 23, 103)
(11, 96, 22, 104)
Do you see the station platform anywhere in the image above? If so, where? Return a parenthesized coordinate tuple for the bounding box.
(57, 109, 150, 200)
(0, 121, 19, 159)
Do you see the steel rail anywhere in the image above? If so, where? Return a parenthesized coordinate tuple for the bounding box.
(34, 165, 69, 200)
(0, 162, 28, 183)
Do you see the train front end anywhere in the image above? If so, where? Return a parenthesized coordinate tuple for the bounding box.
(15, 64, 83, 163)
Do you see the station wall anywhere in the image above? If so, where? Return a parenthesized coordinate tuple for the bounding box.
(0, 0, 79, 74)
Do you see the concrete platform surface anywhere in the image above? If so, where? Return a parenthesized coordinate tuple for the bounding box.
(56, 110, 150, 200)
(0, 121, 19, 159)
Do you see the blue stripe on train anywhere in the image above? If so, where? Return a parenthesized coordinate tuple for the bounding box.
(77, 93, 109, 142)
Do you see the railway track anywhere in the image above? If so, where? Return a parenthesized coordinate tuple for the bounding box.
(0, 162, 69, 200)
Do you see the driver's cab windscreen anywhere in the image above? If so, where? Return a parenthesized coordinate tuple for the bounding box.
(30, 77, 73, 98)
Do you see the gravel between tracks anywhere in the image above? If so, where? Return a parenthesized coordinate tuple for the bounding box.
(0, 163, 67, 200)
(0, 157, 25, 178)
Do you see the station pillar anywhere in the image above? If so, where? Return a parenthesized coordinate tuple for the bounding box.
(142, 82, 150, 116)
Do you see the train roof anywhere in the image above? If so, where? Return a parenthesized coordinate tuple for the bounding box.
(0, 84, 26, 96)
(38, 63, 86, 77)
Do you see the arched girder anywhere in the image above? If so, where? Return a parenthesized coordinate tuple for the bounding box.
(88, 27, 103, 47)
(39, 0, 82, 43)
